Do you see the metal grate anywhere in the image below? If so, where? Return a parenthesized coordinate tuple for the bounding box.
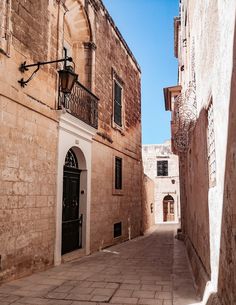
(58, 80, 99, 129)
(207, 101, 216, 186)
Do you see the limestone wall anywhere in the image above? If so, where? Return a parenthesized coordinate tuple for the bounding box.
(89, 1, 142, 251)
(175, 0, 236, 302)
(0, 0, 59, 282)
(0, 0, 142, 282)
(91, 141, 142, 251)
(141, 175, 155, 233)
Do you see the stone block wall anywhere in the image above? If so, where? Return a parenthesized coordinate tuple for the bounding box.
(183, 110, 211, 286)
(89, 0, 142, 252)
(174, 0, 236, 302)
(142, 175, 155, 233)
(90, 141, 142, 252)
(0, 0, 143, 283)
(216, 35, 236, 305)
(0, 0, 59, 283)
(0, 96, 57, 282)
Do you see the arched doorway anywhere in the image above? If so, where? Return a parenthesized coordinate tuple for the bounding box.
(62, 148, 82, 255)
(163, 195, 175, 222)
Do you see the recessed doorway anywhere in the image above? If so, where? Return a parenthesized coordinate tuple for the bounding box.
(62, 149, 82, 255)
(163, 195, 175, 222)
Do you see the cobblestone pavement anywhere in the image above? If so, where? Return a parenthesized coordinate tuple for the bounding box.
(0, 225, 200, 305)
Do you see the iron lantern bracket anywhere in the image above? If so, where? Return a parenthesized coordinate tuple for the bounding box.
(18, 56, 73, 88)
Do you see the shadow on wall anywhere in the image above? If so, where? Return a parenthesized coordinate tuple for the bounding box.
(142, 174, 155, 233)
(184, 107, 211, 298)
(217, 21, 236, 305)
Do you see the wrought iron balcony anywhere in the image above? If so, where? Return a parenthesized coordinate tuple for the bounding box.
(58, 80, 99, 129)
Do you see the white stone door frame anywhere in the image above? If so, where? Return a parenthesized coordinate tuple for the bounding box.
(54, 112, 96, 265)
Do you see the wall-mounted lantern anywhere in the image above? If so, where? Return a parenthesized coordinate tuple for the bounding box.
(18, 50, 78, 94)
(150, 203, 154, 214)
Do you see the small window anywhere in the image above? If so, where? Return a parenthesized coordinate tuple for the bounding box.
(115, 157, 122, 189)
(114, 81, 122, 126)
(157, 160, 168, 176)
(114, 222, 122, 238)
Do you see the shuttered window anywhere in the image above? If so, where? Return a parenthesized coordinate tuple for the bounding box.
(114, 81, 122, 126)
(115, 157, 122, 189)
(157, 160, 168, 176)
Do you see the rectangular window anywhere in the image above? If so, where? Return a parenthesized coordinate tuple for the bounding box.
(207, 101, 216, 187)
(115, 157, 122, 189)
(114, 81, 122, 126)
(157, 160, 168, 176)
(114, 222, 122, 238)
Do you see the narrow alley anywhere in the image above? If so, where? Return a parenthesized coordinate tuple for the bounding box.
(0, 225, 198, 305)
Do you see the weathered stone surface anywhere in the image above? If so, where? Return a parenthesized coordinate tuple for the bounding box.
(0, 0, 142, 284)
(166, 0, 236, 304)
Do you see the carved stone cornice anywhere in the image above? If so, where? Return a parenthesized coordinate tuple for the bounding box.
(83, 41, 97, 51)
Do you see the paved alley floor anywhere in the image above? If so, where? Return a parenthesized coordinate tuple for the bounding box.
(0, 225, 200, 305)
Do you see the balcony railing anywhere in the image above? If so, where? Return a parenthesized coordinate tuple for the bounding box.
(58, 81, 99, 129)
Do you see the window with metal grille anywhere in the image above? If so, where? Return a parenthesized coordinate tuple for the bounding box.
(157, 160, 168, 176)
(114, 81, 122, 126)
(114, 222, 122, 238)
(207, 101, 216, 187)
(115, 157, 122, 189)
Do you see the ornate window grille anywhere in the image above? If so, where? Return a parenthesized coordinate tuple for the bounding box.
(172, 81, 197, 153)
(207, 101, 216, 187)
(64, 149, 78, 168)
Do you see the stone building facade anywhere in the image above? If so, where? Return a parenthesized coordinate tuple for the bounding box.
(142, 141, 180, 224)
(164, 1, 236, 304)
(0, 0, 142, 283)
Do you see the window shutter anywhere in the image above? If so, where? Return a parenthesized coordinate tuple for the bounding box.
(115, 157, 122, 189)
(114, 82, 122, 126)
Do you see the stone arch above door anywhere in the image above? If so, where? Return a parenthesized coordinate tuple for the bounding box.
(65, 146, 87, 170)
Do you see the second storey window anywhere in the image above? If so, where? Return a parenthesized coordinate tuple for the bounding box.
(115, 157, 122, 189)
(157, 160, 168, 176)
(114, 80, 122, 126)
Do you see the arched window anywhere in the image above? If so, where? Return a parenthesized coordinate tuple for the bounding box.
(64, 149, 78, 168)
(163, 194, 174, 201)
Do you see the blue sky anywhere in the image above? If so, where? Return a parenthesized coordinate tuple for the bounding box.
(102, 0, 179, 144)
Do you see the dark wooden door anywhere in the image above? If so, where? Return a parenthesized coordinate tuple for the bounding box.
(62, 167, 82, 255)
(163, 201, 168, 222)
